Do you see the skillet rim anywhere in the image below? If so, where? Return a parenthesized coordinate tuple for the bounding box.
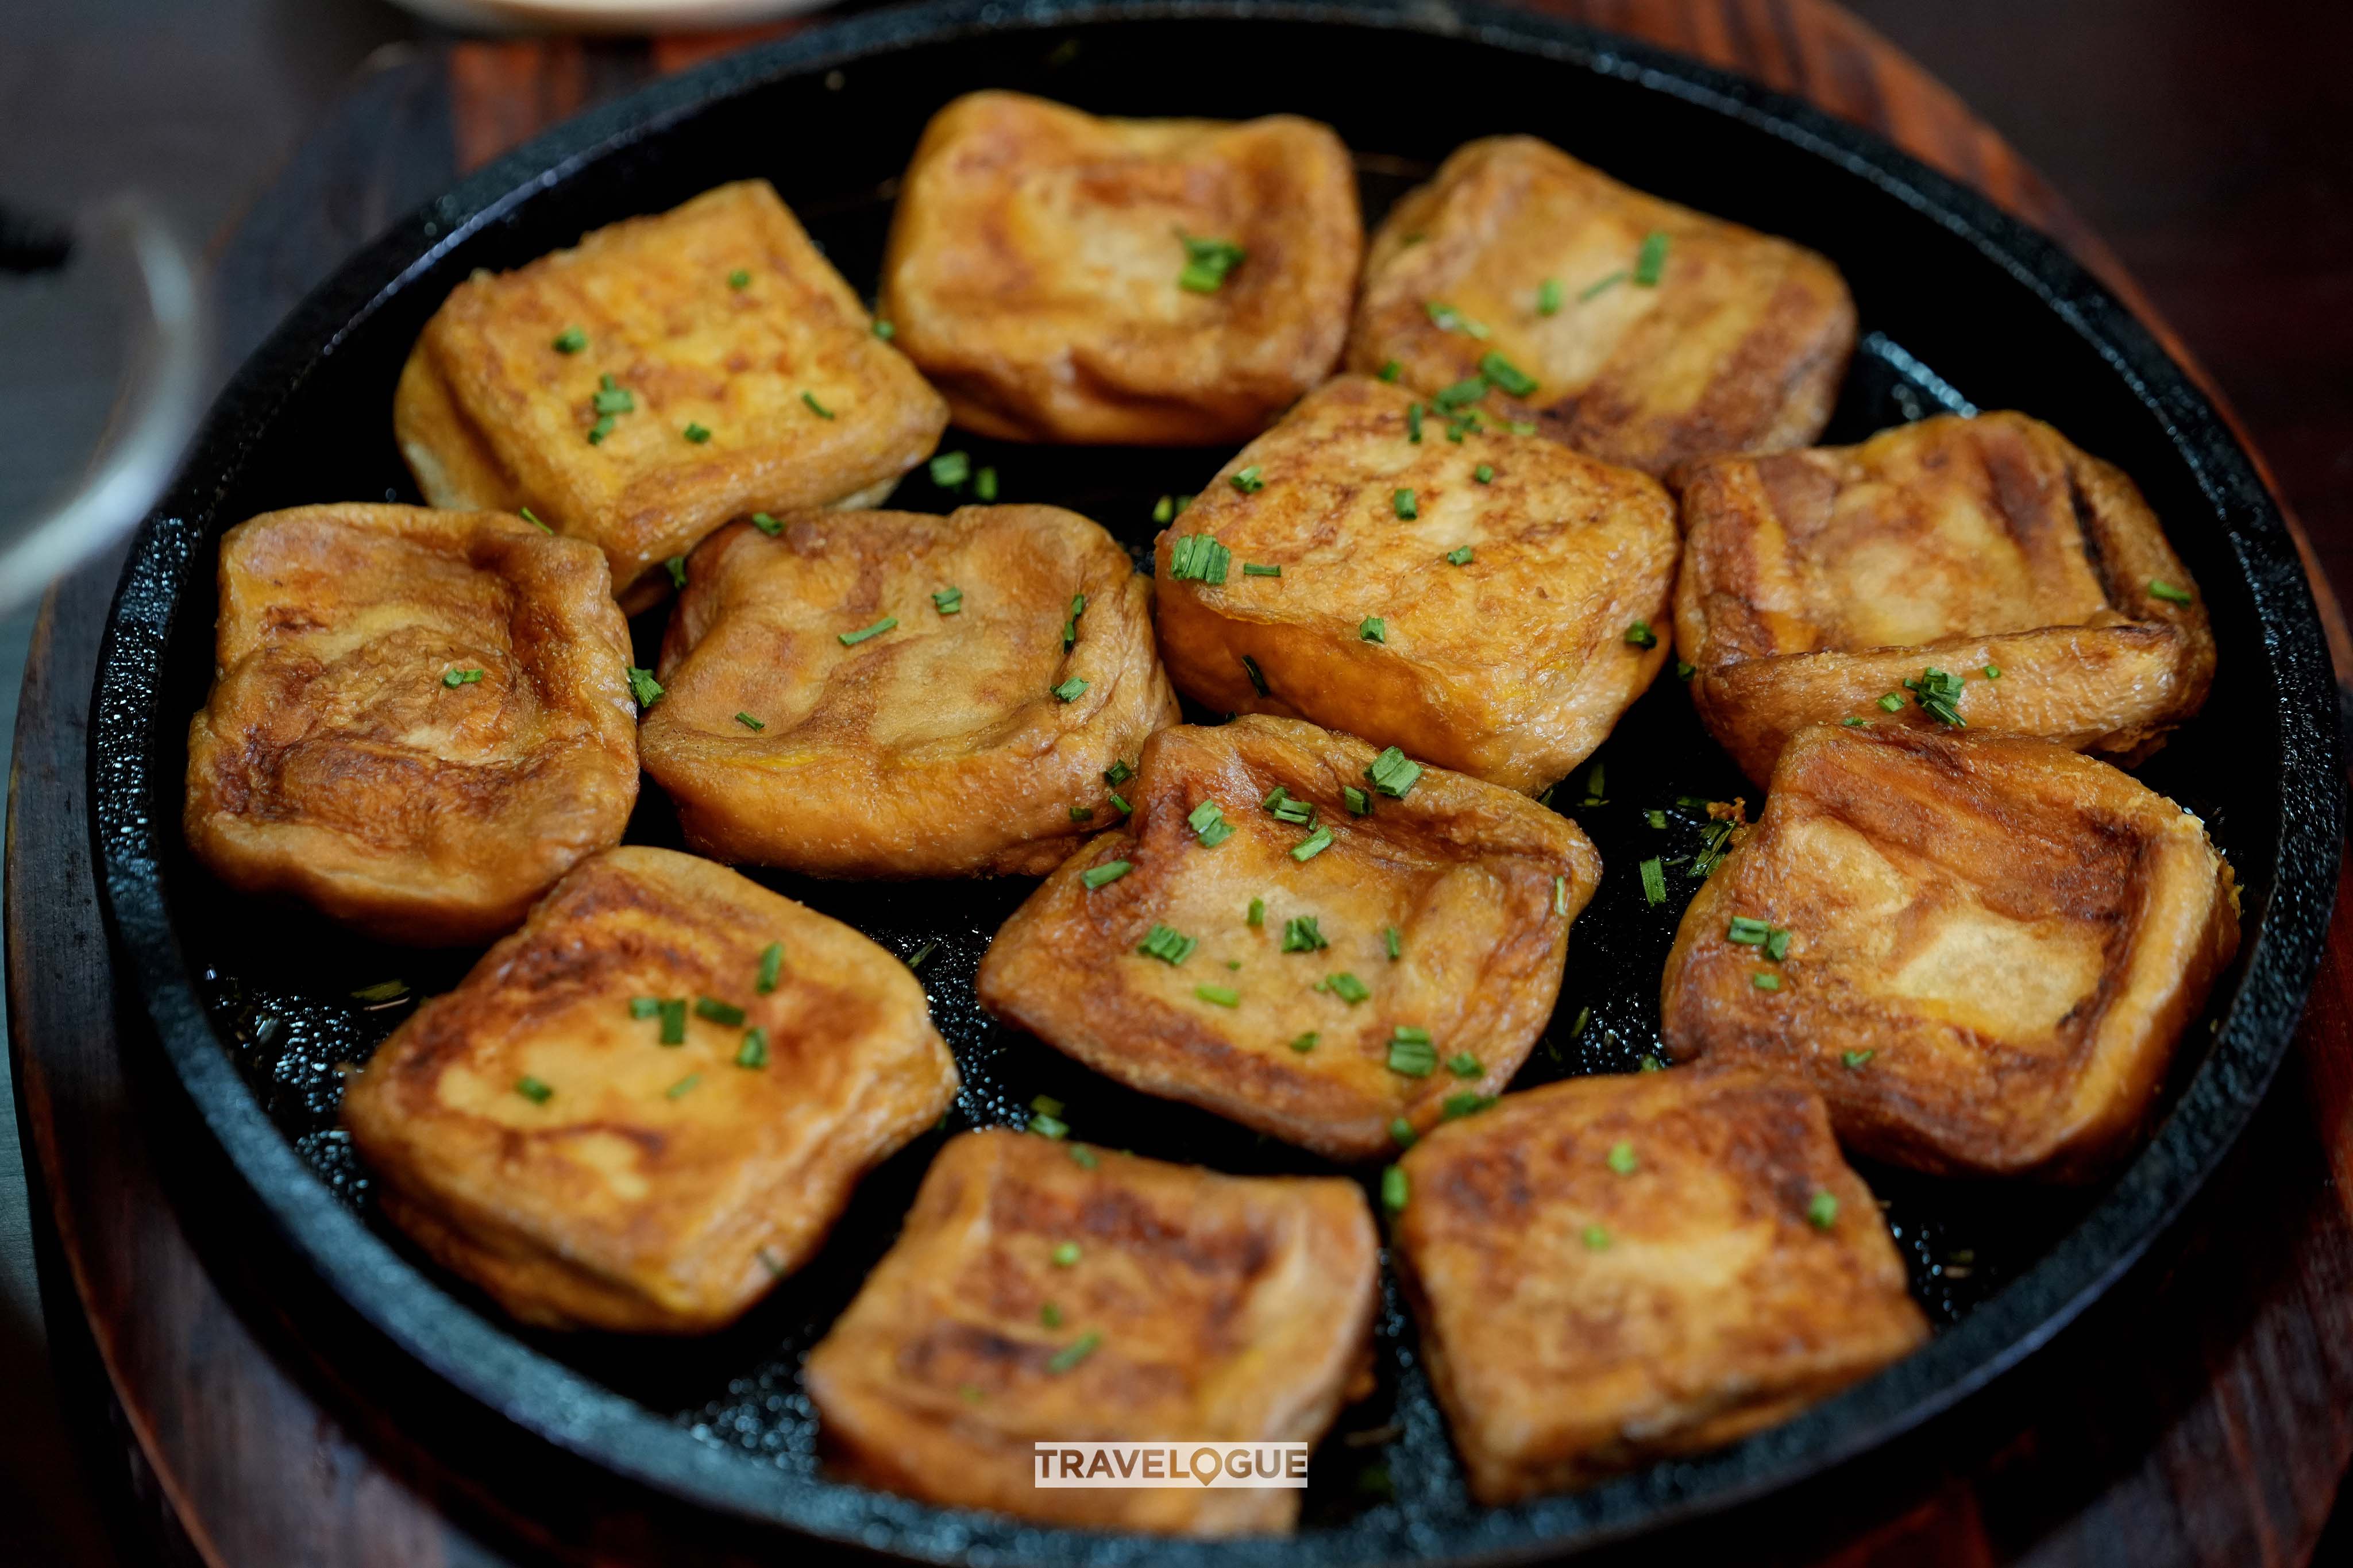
(86, 0, 2344, 1561)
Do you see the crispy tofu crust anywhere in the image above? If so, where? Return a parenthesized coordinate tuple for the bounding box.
(341, 846, 958, 1331)
(1152, 376, 1679, 793)
(1659, 726, 2239, 1180)
(975, 717, 1601, 1160)
(183, 504, 638, 945)
(1348, 136, 1854, 475)
(879, 91, 1361, 445)
(1393, 1069, 1928, 1504)
(638, 505, 1180, 878)
(803, 1129, 1379, 1534)
(394, 180, 948, 606)
(1673, 412, 2217, 785)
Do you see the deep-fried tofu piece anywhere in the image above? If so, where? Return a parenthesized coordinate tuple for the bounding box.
(803, 1129, 1379, 1534)
(976, 717, 1600, 1160)
(1348, 136, 1854, 476)
(638, 505, 1179, 878)
(878, 91, 1361, 445)
(341, 847, 958, 1332)
(184, 504, 638, 945)
(1673, 412, 2217, 785)
(395, 180, 948, 608)
(1152, 376, 1677, 793)
(1658, 725, 2238, 1180)
(1393, 1069, 1927, 1504)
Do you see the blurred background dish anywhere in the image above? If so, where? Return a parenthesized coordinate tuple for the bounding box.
(385, 0, 838, 33)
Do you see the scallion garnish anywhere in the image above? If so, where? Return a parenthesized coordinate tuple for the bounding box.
(516, 1076, 553, 1103)
(929, 451, 971, 488)
(442, 667, 484, 688)
(932, 585, 963, 615)
(1406, 402, 1424, 443)
(839, 616, 897, 646)
(757, 942, 784, 993)
(1176, 233, 1247, 292)
(1053, 677, 1089, 702)
(1359, 616, 1387, 643)
(1323, 971, 1370, 1004)
(1194, 984, 1240, 1007)
(1634, 230, 1671, 285)
(2149, 580, 2194, 605)
(1291, 825, 1334, 862)
(1479, 352, 1538, 397)
(1364, 746, 1423, 798)
(1386, 1028, 1437, 1077)
(1378, 360, 1402, 383)
(1137, 924, 1197, 965)
(1047, 1330, 1102, 1373)
(736, 1029, 769, 1068)
(1807, 1190, 1839, 1229)
(627, 666, 664, 707)
(1536, 277, 1563, 316)
(1640, 857, 1667, 906)
(1291, 1032, 1319, 1054)
(1230, 465, 1265, 494)
(696, 997, 746, 1027)
(1081, 860, 1131, 890)
(1188, 798, 1233, 846)
(1281, 914, 1328, 953)
(1243, 562, 1281, 577)
(1625, 620, 1658, 649)
(1608, 1141, 1638, 1175)
(553, 327, 587, 354)
(1579, 269, 1628, 302)
(801, 391, 835, 419)
(658, 997, 687, 1045)
(752, 512, 782, 535)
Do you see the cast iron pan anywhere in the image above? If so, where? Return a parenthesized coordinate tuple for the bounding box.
(88, 1, 2344, 1561)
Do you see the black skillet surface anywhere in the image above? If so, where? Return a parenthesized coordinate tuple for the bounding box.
(88, 1, 2342, 1562)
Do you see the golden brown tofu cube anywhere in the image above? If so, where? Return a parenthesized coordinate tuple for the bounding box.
(1658, 725, 2239, 1180)
(878, 91, 1360, 445)
(1392, 1069, 1928, 1504)
(1152, 376, 1678, 794)
(395, 180, 948, 606)
(1673, 411, 2216, 785)
(803, 1129, 1379, 1534)
(1348, 136, 1854, 475)
(975, 716, 1601, 1160)
(184, 503, 638, 945)
(341, 847, 959, 1332)
(638, 505, 1180, 878)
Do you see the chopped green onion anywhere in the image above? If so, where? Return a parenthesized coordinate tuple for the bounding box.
(519, 505, 552, 533)
(1247, 897, 1265, 928)
(1230, 465, 1265, 494)
(1291, 825, 1334, 862)
(1137, 924, 1198, 965)
(1764, 928, 1791, 961)
(1194, 984, 1240, 1007)
(627, 666, 663, 706)
(553, 327, 587, 354)
(906, 940, 936, 971)
(1473, 465, 1494, 485)
(1281, 914, 1328, 953)
(1391, 488, 1418, 521)
(974, 466, 998, 501)
(1984, 664, 2002, 679)
(1380, 1165, 1409, 1212)
(442, 667, 484, 688)
(1384, 926, 1403, 960)
(736, 1029, 769, 1068)
(515, 1075, 553, 1103)
(752, 512, 782, 536)
(871, 318, 896, 339)
(2150, 579, 2194, 604)
(1360, 616, 1387, 643)
(929, 451, 971, 488)
(1325, 972, 1370, 1005)
(682, 422, 712, 444)
(1047, 1331, 1102, 1374)
(1177, 233, 1247, 292)
(801, 391, 834, 419)
(1807, 1190, 1839, 1230)
(1634, 230, 1671, 285)
(932, 586, 963, 615)
(1608, 1141, 1638, 1175)
(1877, 693, 1905, 713)
(757, 942, 784, 993)
(1188, 799, 1233, 846)
(1364, 746, 1423, 799)
(1069, 804, 1093, 821)
(1243, 562, 1281, 577)
(1030, 1111, 1069, 1139)
(1406, 403, 1424, 443)
(1446, 544, 1475, 566)
(1843, 716, 1868, 727)
(1441, 1092, 1494, 1120)
(1051, 1242, 1082, 1267)
(1069, 1145, 1099, 1169)
(696, 997, 746, 1027)
(1378, 360, 1402, 383)
(1040, 1301, 1064, 1327)
(839, 616, 897, 646)
(1082, 860, 1131, 890)
(1389, 1118, 1417, 1148)
(1537, 277, 1564, 315)
(1387, 1030, 1438, 1077)
(1727, 916, 1772, 945)
(1446, 1051, 1480, 1077)
(1553, 875, 1569, 916)
(593, 378, 634, 414)
(1640, 857, 1667, 906)
(1104, 759, 1135, 787)
(1640, 1053, 1662, 1071)
(1625, 620, 1658, 650)
(1479, 352, 1538, 397)
(1107, 790, 1131, 815)
(1583, 1223, 1611, 1250)
(1909, 665, 1968, 727)
(629, 997, 659, 1019)
(1434, 376, 1487, 411)
(1579, 269, 1629, 302)
(1842, 1049, 1875, 1070)
(658, 998, 687, 1045)
(1290, 1032, 1318, 1054)
(728, 268, 751, 288)
(1343, 785, 1371, 817)
(1152, 495, 1175, 524)
(1753, 972, 1782, 991)
(1676, 660, 1696, 682)
(663, 555, 689, 590)
(1168, 532, 1233, 584)
(666, 1073, 701, 1100)
(1424, 301, 1490, 338)
(1053, 677, 1089, 702)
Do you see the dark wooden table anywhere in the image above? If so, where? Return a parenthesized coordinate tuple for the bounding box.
(12, 3, 2353, 1565)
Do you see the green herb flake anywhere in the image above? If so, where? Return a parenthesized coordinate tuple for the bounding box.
(1389, 1118, 1417, 1149)
(1634, 230, 1671, 286)
(1478, 352, 1538, 397)
(1579, 269, 1629, 302)
(1290, 1032, 1319, 1054)
(1406, 403, 1424, 443)
(1030, 1111, 1069, 1139)
(1807, 1190, 1840, 1230)
(515, 1075, 554, 1104)
(1040, 1301, 1064, 1328)
(1842, 1049, 1876, 1071)
(1082, 860, 1132, 890)
(929, 450, 971, 489)
(1344, 785, 1372, 817)
(932, 585, 963, 615)
(1069, 1144, 1100, 1169)
(1753, 972, 1783, 991)
(1727, 916, 1772, 946)
(1378, 360, 1402, 383)
(1051, 1241, 1082, 1268)
(1360, 615, 1388, 643)
(1242, 562, 1282, 577)
(658, 997, 688, 1045)
(1247, 897, 1265, 928)
(1472, 464, 1495, 486)
(800, 390, 835, 419)
(627, 666, 664, 707)
(1434, 376, 1487, 411)
(1984, 664, 2002, 679)
(1639, 857, 1667, 906)
(1104, 759, 1135, 787)
(752, 511, 783, 536)
(1291, 825, 1335, 862)
(1387, 1030, 1438, 1077)
(839, 616, 897, 647)
(728, 268, 751, 288)
(1053, 676, 1089, 702)
(1624, 620, 1658, 650)
(1047, 1330, 1102, 1374)
(628, 996, 660, 1019)
(442, 667, 484, 688)
(1608, 1141, 1638, 1175)
(1194, 983, 1240, 1007)
(1384, 926, 1403, 961)
(1364, 746, 1424, 799)
(552, 327, 587, 354)
(1380, 1164, 1409, 1212)
(1168, 532, 1233, 585)
(518, 505, 553, 534)
(1176, 232, 1247, 292)
(2148, 579, 2195, 605)
(736, 1029, 770, 1068)
(1909, 665, 1968, 727)
(1877, 692, 1906, 713)
(1137, 924, 1198, 965)
(1537, 277, 1564, 316)
(1326, 972, 1371, 1005)
(682, 422, 712, 444)
(666, 1073, 702, 1100)
(1554, 874, 1570, 916)
(1280, 914, 1329, 953)
(871, 318, 896, 339)
(974, 466, 998, 501)
(1445, 1051, 1481, 1077)
(1390, 487, 1419, 521)
(1188, 798, 1233, 847)
(1230, 465, 1266, 495)
(1583, 1223, 1611, 1250)
(694, 996, 746, 1028)
(1446, 544, 1475, 566)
